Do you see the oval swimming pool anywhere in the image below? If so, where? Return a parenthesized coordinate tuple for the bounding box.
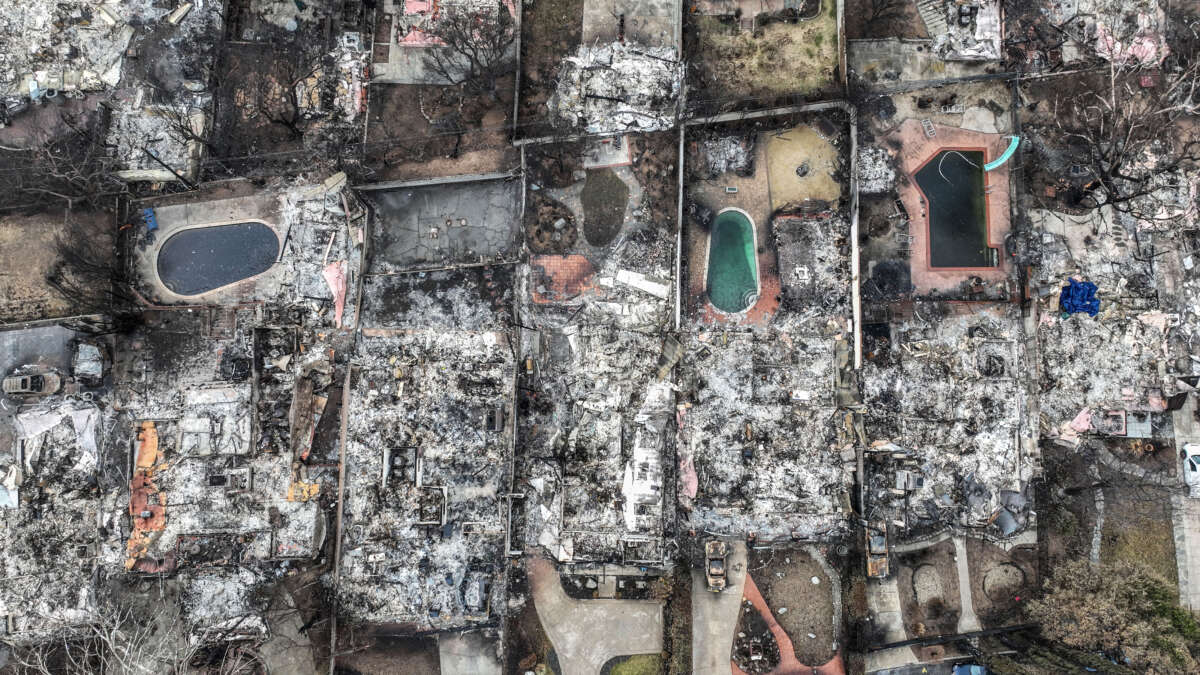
(706, 209, 758, 313)
(157, 222, 280, 296)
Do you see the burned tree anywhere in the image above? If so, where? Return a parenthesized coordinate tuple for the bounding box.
(1041, 57, 1200, 222)
(44, 214, 141, 323)
(0, 110, 124, 211)
(861, 0, 909, 36)
(422, 2, 517, 100)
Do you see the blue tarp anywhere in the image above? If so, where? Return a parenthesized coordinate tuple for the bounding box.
(142, 208, 158, 232)
(1060, 278, 1100, 316)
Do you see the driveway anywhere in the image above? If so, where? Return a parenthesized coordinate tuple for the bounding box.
(439, 630, 501, 675)
(528, 557, 663, 675)
(1173, 393, 1200, 611)
(692, 540, 746, 675)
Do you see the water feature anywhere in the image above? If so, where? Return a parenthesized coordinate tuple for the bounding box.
(157, 222, 279, 296)
(914, 150, 994, 268)
(706, 209, 758, 313)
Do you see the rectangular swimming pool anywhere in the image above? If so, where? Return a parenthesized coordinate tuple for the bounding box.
(914, 150, 995, 268)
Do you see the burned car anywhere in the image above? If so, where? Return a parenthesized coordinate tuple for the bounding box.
(705, 540, 729, 592)
(2, 369, 63, 398)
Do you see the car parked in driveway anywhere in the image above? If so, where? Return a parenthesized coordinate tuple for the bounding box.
(705, 540, 728, 592)
(2, 370, 62, 398)
(1183, 443, 1200, 497)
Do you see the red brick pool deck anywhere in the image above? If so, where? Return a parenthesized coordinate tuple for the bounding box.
(887, 119, 1013, 296)
(732, 572, 846, 675)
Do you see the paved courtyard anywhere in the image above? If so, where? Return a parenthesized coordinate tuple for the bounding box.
(364, 178, 522, 271)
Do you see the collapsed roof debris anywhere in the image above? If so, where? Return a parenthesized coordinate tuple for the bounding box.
(338, 329, 513, 627)
(0, 1, 132, 98)
(857, 146, 896, 195)
(516, 154, 678, 565)
(1028, 205, 1183, 442)
(0, 400, 113, 640)
(929, 0, 1002, 61)
(679, 330, 853, 540)
(1045, 0, 1169, 65)
(548, 43, 683, 134)
(862, 303, 1031, 539)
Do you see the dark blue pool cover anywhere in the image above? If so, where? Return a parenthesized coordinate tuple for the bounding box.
(1060, 278, 1100, 316)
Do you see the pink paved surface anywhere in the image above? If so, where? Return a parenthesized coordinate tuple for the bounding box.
(733, 572, 846, 675)
(530, 254, 597, 303)
(887, 119, 1013, 297)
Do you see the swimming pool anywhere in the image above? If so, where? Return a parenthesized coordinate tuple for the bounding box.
(157, 221, 280, 296)
(705, 208, 758, 313)
(914, 150, 995, 268)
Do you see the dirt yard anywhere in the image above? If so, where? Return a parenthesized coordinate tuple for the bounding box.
(845, 0, 929, 39)
(765, 123, 843, 210)
(504, 562, 562, 674)
(362, 80, 518, 181)
(964, 538, 1037, 627)
(686, 1, 839, 110)
(893, 539, 961, 645)
(1100, 464, 1179, 588)
(518, 0, 586, 135)
(209, 43, 308, 163)
(748, 548, 837, 667)
(0, 209, 104, 323)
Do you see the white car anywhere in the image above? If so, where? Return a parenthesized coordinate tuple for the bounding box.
(1183, 443, 1200, 497)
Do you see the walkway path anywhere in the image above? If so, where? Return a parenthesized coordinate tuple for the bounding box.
(528, 557, 663, 675)
(1171, 386, 1200, 610)
(692, 541, 747, 674)
(864, 576, 916, 673)
(952, 537, 981, 634)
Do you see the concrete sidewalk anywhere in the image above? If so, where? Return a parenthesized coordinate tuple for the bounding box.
(528, 557, 663, 675)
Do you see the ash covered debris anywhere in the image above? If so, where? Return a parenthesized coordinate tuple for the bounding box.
(1043, 0, 1169, 65)
(0, 1, 133, 98)
(515, 156, 677, 566)
(111, 307, 330, 576)
(924, 0, 1002, 61)
(678, 330, 853, 540)
(861, 302, 1032, 539)
(338, 329, 514, 627)
(1029, 205, 1185, 444)
(857, 145, 896, 195)
(0, 400, 115, 640)
(548, 42, 684, 134)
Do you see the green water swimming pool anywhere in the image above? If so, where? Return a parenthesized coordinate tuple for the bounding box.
(706, 209, 758, 313)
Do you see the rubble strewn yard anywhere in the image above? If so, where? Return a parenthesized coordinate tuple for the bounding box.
(5, 0, 1200, 673)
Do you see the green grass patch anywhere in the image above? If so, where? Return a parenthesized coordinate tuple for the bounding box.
(608, 653, 664, 675)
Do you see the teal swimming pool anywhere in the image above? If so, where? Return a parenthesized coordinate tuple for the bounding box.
(706, 209, 758, 313)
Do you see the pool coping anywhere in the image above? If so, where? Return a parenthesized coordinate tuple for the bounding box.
(702, 207, 761, 316)
(911, 146, 998, 272)
(149, 218, 283, 302)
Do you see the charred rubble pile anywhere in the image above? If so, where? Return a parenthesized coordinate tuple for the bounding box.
(515, 203, 676, 566)
(337, 328, 513, 628)
(861, 303, 1032, 539)
(548, 42, 684, 134)
(1029, 206, 1182, 439)
(677, 330, 852, 541)
(109, 306, 333, 637)
(0, 402, 114, 640)
(519, 318, 673, 565)
(772, 210, 852, 326)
